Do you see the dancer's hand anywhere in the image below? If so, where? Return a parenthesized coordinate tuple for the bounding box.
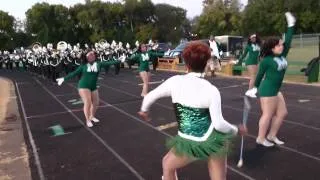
(138, 111, 151, 121)
(245, 87, 257, 98)
(237, 125, 248, 136)
(285, 12, 296, 27)
(56, 78, 64, 86)
(230, 59, 239, 65)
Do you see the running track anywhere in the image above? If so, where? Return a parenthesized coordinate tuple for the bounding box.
(0, 68, 319, 180)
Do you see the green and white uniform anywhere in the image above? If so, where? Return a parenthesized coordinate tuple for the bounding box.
(64, 60, 119, 91)
(128, 51, 164, 72)
(239, 43, 261, 65)
(141, 73, 238, 159)
(254, 27, 294, 97)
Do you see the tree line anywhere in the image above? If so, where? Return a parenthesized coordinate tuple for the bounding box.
(0, 0, 319, 50)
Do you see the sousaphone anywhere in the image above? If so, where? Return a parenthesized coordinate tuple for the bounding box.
(99, 39, 107, 47)
(32, 42, 42, 53)
(57, 41, 68, 51)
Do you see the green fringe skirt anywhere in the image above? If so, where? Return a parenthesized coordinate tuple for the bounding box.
(166, 129, 234, 160)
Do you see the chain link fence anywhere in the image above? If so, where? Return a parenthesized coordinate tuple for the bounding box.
(286, 34, 319, 81)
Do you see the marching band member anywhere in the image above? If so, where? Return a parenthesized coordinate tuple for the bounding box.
(49, 50, 61, 82)
(4, 51, 13, 70)
(0, 51, 3, 69)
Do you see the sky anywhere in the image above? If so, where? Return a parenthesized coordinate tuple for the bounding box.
(0, 0, 247, 20)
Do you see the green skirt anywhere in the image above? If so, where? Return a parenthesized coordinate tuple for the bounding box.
(166, 129, 234, 160)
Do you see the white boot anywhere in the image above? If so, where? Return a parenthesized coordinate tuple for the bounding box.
(91, 117, 100, 123)
(256, 138, 274, 147)
(86, 121, 93, 127)
(267, 136, 285, 145)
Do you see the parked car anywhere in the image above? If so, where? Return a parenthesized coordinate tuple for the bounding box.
(155, 43, 172, 53)
(164, 39, 209, 63)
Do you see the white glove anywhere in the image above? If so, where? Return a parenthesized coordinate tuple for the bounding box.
(56, 78, 64, 86)
(230, 59, 239, 65)
(285, 12, 296, 27)
(119, 55, 126, 63)
(245, 87, 257, 98)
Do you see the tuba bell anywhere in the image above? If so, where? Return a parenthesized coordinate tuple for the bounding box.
(57, 41, 68, 51)
(32, 42, 42, 53)
(99, 39, 107, 47)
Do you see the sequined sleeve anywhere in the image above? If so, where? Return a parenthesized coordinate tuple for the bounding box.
(209, 86, 238, 135)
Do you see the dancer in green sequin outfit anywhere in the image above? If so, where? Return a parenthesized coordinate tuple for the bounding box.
(245, 12, 296, 147)
(239, 34, 261, 90)
(138, 42, 247, 180)
(56, 51, 119, 127)
(128, 43, 164, 97)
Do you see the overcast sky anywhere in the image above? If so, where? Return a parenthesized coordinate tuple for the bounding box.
(0, 0, 247, 20)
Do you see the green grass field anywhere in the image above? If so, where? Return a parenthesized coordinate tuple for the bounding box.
(283, 45, 319, 83)
(235, 44, 319, 84)
(287, 45, 318, 62)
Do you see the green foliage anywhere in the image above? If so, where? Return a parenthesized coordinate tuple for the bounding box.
(21, 0, 189, 46)
(241, 0, 320, 35)
(154, 4, 188, 42)
(0, 10, 14, 34)
(1, 0, 320, 50)
(196, 0, 242, 38)
(25, 3, 71, 44)
(0, 10, 15, 49)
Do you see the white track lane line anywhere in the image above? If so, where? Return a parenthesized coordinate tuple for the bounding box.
(15, 82, 45, 180)
(67, 84, 256, 180)
(34, 78, 145, 180)
(99, 81, 320, 162)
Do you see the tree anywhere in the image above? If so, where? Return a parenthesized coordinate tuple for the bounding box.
(12, 32, 32, 48)
(0, 10, 15, 49)
(22, 0, 192, 46)
(241, 0, 288, 36)
(154, 4, 188, 43)
(0, 10, 14, 34)
(123, 0, 156, 38)
(196, 0, 242, 38)
(241, 0, 320, 35)
(285, 0, 320, 33)
(196, 0, 320, 37)
(69, 1, 128, 44)
(25, 3, 51, 43)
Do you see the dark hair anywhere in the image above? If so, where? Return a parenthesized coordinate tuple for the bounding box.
(82, 51, 97, 64)
(261, 37, 281, 57)
(247, 34, 262, 46)
(81, 53, 87, 64)
(138, 44, 147, 52)
(182, 42, 211, 73)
